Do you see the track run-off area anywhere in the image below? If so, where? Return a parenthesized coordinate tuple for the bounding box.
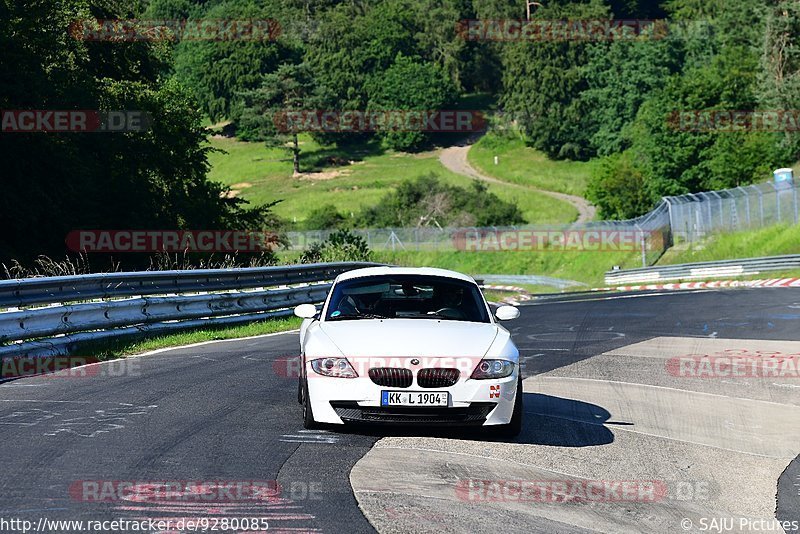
(1, 287, 798, 533)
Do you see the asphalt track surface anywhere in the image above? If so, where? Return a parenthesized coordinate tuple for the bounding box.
(1, 287, 799, 533)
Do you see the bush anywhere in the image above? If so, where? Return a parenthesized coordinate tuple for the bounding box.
(587, 151, 654, 220)
(359, 173, 525, 227)
(303, 204, 349, 230)
(300, 230, 372, 263)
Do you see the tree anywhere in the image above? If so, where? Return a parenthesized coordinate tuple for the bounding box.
(305, 1, 423, 115)
(629, 45, 786, 198)
(162, 0, 295, 123)
(587, 151, 653, 219)
(581, 38, 682, 156)
(499, 1, 610, 160)
(238, 63, 316, 174)
(759, 0, 800, 160)
(0, 0, 280, 268)
(366, 54, 458, 151)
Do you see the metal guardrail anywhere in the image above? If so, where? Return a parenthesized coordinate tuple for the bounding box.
(0, 262, 379, 359)
(604, 255, 800, 285)
(0, 262, 374, 308)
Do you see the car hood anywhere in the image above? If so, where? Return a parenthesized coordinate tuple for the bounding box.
(318, 319, 498, 358)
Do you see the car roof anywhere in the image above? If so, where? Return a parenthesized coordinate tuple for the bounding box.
(335, 266, 477, 284)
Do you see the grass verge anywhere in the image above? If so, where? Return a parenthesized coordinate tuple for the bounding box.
(369, 249, 642, 288)
(357, 224, 800, 291)
(76, 316, 302, 361)
(659, 224, 800, 265)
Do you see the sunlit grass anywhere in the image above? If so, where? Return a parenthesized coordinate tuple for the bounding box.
(77, 317, 302, 361)
(468, 133, 597, 197)
(205, 135, 577, 225)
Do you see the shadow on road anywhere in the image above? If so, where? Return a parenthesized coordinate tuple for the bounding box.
(513, 393, 615, 447)
(332, 393, 616, 447)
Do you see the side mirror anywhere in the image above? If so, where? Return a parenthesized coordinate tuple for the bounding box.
(495, 305, 520, 321)
(294, 303, 318, 319)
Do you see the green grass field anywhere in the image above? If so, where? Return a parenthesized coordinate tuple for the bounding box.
(368, 249, 643, 287)
(355, 224, 800, 291)
(78, 317, 302, 361)
(468, 133, 598, 197)
(206, 134, 578, 225)
(660, 224, 800, 265)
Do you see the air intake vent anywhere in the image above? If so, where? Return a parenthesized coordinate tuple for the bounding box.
(417, 368, 460, 388)
(369, 367, 413, 388)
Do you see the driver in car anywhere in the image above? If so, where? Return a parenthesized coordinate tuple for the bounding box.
(429, 286, 465, 319)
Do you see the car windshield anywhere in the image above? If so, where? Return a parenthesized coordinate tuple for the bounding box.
(325, 275, 490, 323)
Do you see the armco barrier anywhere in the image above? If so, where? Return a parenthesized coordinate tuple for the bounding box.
(0, 262, 379, 359)
(604, 254, 800, 286)
(0, 263, 372, 308)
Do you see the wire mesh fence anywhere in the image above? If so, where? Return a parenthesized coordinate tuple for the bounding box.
(286, 180, 798, 267)
(665, 181, 800, 244)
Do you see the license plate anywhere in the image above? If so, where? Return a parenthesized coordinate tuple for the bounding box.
(381, 391, 449, 407)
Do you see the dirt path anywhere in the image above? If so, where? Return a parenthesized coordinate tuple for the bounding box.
(438, 138, 597, 224)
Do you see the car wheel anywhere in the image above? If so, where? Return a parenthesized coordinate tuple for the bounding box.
(301, 377, 319, 430)
(495, 376, 523, 438)
(297, 375, 303, 405)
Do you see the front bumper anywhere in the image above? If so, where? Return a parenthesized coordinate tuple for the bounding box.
(306, 366, 519, 426)
(329, 401, 498, 426)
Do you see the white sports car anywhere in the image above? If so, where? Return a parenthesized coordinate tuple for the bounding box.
(294, 266, 523, 436)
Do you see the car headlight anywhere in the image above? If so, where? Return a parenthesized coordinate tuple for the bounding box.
(310, 358, 358, 378)
(470, 359, 514, 379)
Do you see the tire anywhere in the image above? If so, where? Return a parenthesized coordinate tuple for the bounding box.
(297, 376, 303, 405)
(495, 376, 523, 438)
(301, 377, 319, 430)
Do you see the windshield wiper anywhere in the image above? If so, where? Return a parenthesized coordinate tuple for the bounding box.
(329, 312, 391, 320)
